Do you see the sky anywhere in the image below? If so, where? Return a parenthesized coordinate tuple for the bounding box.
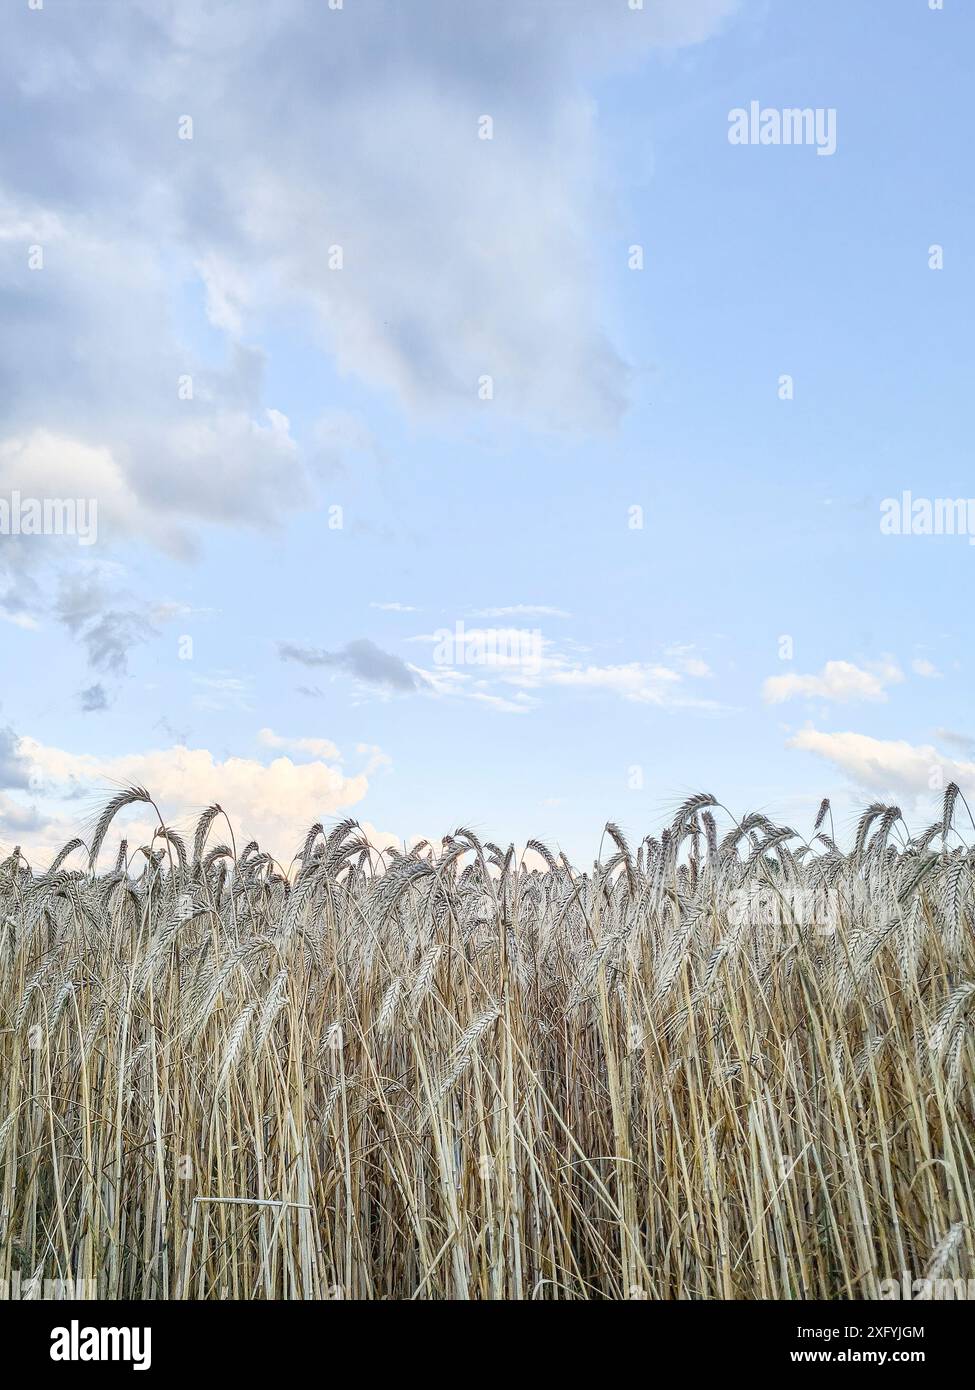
(1, 0, 973, 867)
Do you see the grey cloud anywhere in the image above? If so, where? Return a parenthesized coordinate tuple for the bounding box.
(0, 725, 31, 790)
(55, 572, 111, 634)
(154, 715, 190, 744)
(0, 0, 736, 537)
(81, 611, 153, 675)
(0, 797, 42, 836)
(79, 682, 110, 713)
(0, 546, 45, 624)
(934, 729, 975, 757)
(53, 570, 206, 679)
(54, 575, 156, 675)
(279, 638, 424, 692)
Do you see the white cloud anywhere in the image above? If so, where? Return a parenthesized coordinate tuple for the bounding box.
(787, 727, 975, 797)
(258, 727, 342, 761)
(517, 657, 722, 709)
(664, 643, 713, 678)
(192, 673, 254, 713)
(0, 431, 181, 553)
(370, 602, 418, 613)
(407, 624, 723, 710)
(911, 657, 941, 679)
(467, 690, 537, 714)
(683, 658, 712, 678)
(196, 252, 253, 337)
(0, 609, 39, 631)
(475, 605, 571, 619)
(763, 659, 904, 705)
(537, 661, 682, 702)
(355, 743, 393, 775)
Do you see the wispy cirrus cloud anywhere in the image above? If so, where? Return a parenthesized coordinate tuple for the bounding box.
(474, 605, 570, 619)
(192, 673, 254, 713)
(408, 626, 724, 711)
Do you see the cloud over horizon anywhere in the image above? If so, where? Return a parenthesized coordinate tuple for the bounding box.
(4, 731, 387, 863)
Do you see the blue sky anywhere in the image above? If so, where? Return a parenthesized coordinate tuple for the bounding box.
(1, 0, 972, 864)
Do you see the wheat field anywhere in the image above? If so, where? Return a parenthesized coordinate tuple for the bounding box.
(1, 787, 973, 1300)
